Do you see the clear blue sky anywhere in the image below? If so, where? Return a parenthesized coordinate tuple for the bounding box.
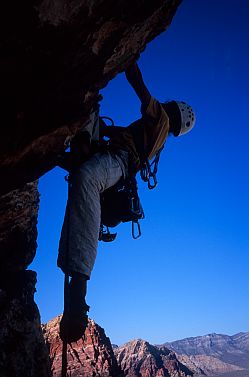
(31, 0, 249, 345)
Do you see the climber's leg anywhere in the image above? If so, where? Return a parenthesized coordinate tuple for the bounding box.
(58, 150, 128, 342)
(57, 150, 128, 278)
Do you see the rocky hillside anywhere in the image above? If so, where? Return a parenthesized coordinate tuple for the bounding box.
(42, 317, 194, 377)
(43, 316, 122, 377)
(114, 339, 193, 377)
(161, 332, 249, 376)
(177, 355, 244, 376)
(42, 321, 249, 377)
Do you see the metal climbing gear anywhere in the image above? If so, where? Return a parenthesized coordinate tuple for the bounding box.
(132, 220, 141, 239)
(140, 146, 164, 189)
(99, 175, 144, 241)
(100, 116, 114, 127)
(99, 224, 117, 242)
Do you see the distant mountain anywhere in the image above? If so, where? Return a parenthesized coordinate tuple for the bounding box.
(157, 332, 249, 376)
(114, 339, 193, 377)
(177, 354, 244, 376)
(162, 332, 249, 369)
(42, 319, 249, 377)
(42, 318, 195, 377)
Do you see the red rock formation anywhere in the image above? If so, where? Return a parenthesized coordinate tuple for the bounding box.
(43, 316, 123, 376)
(115, 339, 193, 377)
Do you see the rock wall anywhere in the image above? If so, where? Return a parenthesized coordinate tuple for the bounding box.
(0, 182, 50, 376)
(0, 1, 181, 376)
(0, 270, 50, 377)
(1, 0, 181, 196)
(0, 182, 39, 271)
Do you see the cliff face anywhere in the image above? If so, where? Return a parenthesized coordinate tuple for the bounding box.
(0, 270, 50, 377)
(0, 2, 182, 376)
(43, 316, 123, 376)
(0, 183, 50, 377)
(1, 0, 181, 196)
(0, 182, 39, 271)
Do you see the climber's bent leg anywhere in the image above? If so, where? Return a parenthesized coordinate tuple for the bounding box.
(58, 150, 128, 342)
(57, 150, 128, 278)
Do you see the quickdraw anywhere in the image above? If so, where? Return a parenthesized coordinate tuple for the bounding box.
(140, 146, 164, 189)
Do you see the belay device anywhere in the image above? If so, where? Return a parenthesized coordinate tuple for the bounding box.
(99, 175, 144, 241)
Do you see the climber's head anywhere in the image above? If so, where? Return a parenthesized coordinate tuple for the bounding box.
(162, 101, 196, 137)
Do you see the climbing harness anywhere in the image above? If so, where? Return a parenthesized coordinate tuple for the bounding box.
(98, 115, 164, 241)
(59, 109, 163, 245)
(99, 175, 144, 241)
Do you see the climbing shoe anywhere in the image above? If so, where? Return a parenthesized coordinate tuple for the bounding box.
(60, 274, 90, 343)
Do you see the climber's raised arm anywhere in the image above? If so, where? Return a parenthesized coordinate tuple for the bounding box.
(125, 62, 151, 108)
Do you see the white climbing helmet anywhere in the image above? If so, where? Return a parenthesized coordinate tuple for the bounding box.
(175, 101, 196, 136)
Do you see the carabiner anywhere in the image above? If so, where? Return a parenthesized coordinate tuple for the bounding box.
(100, 116, 114, 126)
(148, 173, 157, 190)
(132, 220, 142, 239)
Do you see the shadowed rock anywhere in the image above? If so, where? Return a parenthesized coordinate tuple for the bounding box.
(0, 0, 181, 196)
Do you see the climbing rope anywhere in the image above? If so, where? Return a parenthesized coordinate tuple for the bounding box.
(61, 173, 71, 377)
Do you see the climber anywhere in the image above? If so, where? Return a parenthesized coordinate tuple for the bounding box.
(57, 61, 196, 343)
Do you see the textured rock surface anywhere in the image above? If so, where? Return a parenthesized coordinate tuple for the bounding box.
(115, 339, 193, 377)
(161, 332, 249, 376)
(1, 0, 181, 195)
(177, 354, 244, 376)
(0, 271, 50, 377)
(43, 316, 123, 376)
(163, 332, 249, 369)
(0, 183, 50, 375)
(0, 182, 39, 271)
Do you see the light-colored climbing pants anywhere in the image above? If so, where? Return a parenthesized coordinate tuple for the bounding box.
(57, 150, 128, 278)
